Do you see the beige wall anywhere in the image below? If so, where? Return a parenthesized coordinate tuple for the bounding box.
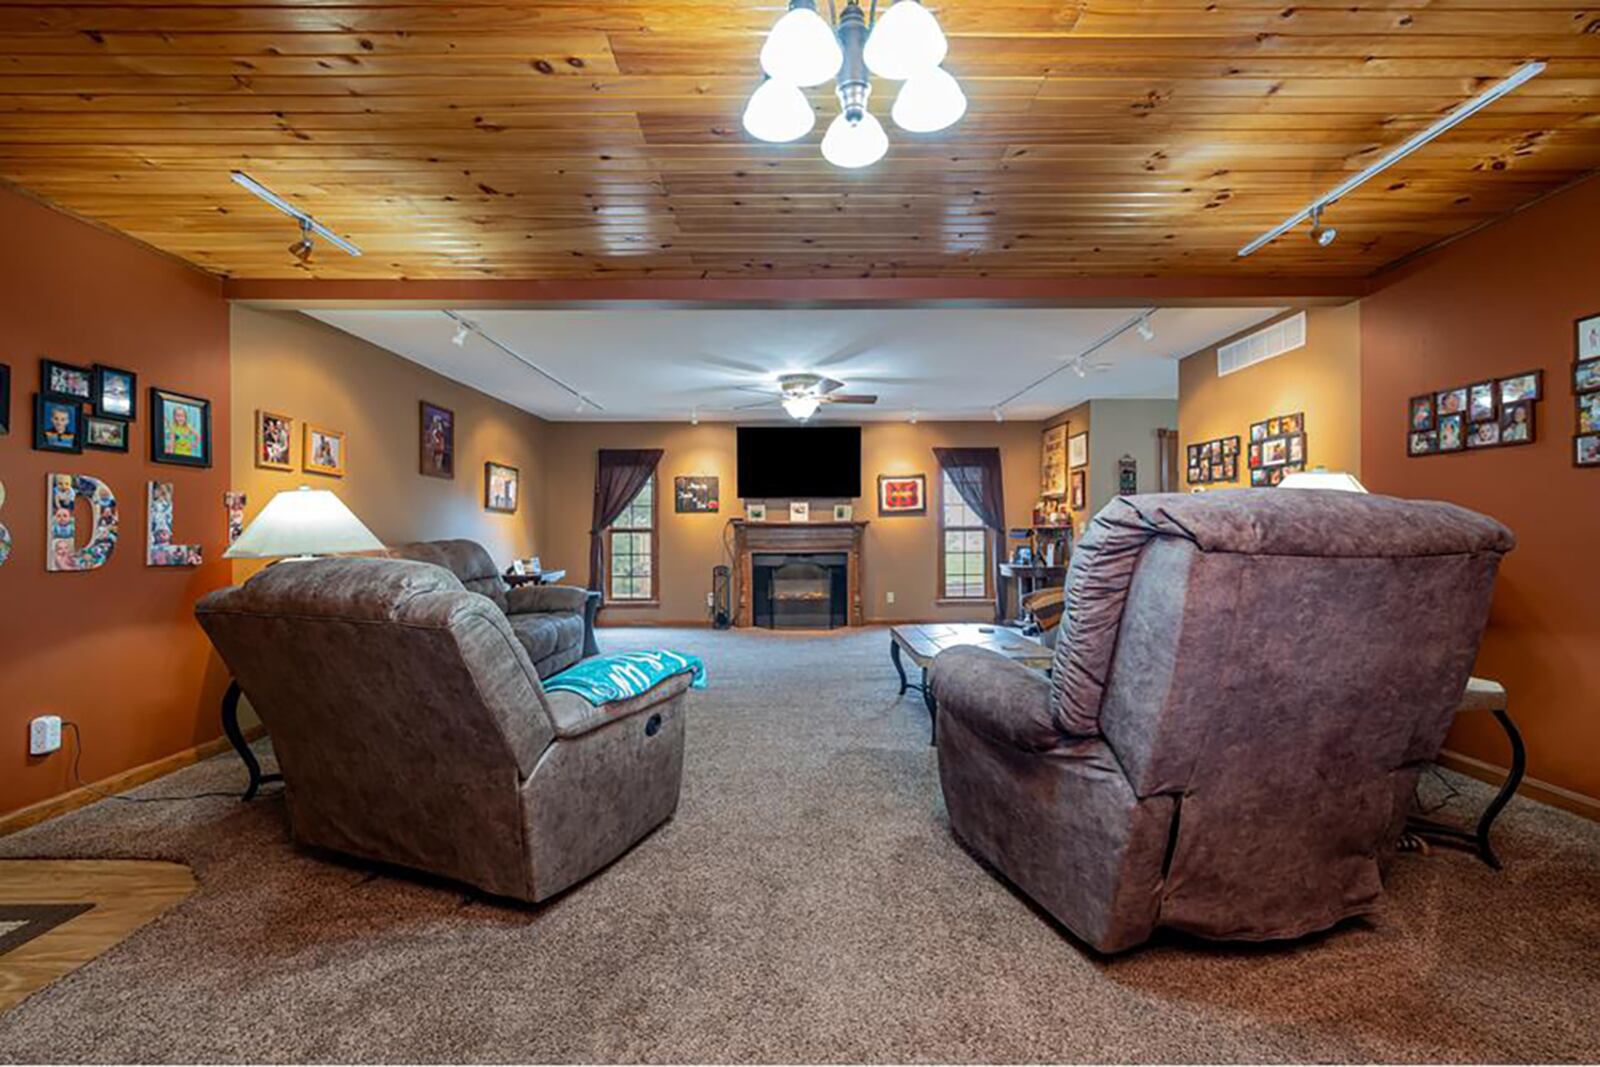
(229, 307, 550, 573)
(539, 419, 1050, 625)
(1178, 305, 1362, 488)
(1086, 398, 1178, 514)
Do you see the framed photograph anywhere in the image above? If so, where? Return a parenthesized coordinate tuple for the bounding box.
(833, 503, 853, 521)
(1467, 420, 1501, 449)
(1069, 468, 1086, 510)
(877, 473, 926, 515)
(1437, 412, 1465, 452)
(1250, 421, 1268, 443)
(92, 364, 137, 420)
(255, 409, 294, 470)
(0, 362, 9, 435)
(789, 501, 810, 523)
(33, 394, 82, 453)
(1288, 434, 1305, 464)
(1576, 433, 1600, 467)
(41, 359, 92, 402)
(1408, 430, 1438, 456)
(1041, 423, 1067, 498)
(1436, 386, 1468, 417)
(1576, 358, 1600, 395)
(1498, 371, 1542, 405)
(303, 423, 346, 476)
(674, 474, 719, 514)
(1468, 380, 1497, 423)
(1248, 442, 1261, 468)
(484, 462, 519, 513)
(1267, 417, 1281, 436)
(1408, 395, 1434, 431)
(83, 414, 130, 452)
(1498, 400, 1535, 446)
(746, 502, 768, 522)
(149, 386, 212, 467)
(420, 401, 454, 479)
(1067, 431, 1088, 469)
(1579, 392, 1600, 435)
(1280, 412, 1303, 434)
(1261, 437, 1288, 467)
(1188, 435, 1241, 485)
(1577, 312, 1600, 361)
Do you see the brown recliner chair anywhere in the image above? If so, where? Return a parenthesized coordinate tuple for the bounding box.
(931, 490, 1513, 954)
(196, 556, 690, 903)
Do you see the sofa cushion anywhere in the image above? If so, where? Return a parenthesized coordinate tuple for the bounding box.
(508, 612, 584, 666)
(386, 539, 509, 612)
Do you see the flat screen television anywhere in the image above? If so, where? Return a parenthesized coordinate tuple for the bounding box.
(736, 425, 861, 499)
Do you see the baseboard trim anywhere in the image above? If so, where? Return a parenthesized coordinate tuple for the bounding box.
(596, 618, 712, 628)
(1437, 748, 1600, 822)
(0, 726, 265, 838)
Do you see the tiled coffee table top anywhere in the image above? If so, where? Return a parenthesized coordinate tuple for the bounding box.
(890, 623, 1052, 668)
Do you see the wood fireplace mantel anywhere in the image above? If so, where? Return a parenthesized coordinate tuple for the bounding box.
(731, 520, 868, 628)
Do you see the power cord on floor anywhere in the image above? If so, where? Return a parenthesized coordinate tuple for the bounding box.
(1413, 762, 1463, 816)
(63, 721, 259, 804)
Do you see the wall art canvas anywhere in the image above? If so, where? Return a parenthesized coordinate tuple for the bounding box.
(485, 462, 520, 513)
(877, 474, 926, 515)
(1577, 312, 1600, 361)
(255, 409, 293, 470)
(146, 481, 202, 567)
(1067, 432, 1088, 469)
(149, 387, 211, 467)
(225, 491, 247, 545)
(47, 472, 117, 572)
(420, 401, 454, 479)
(303, 423, 345, 477)
(1041, 423, 1067, 497)
(92, 365, 136, 419)
(83, 414, 129, 452)
(674, 474, 719, 513)
(34, 395, 82, 453)
(42, 359, 92, 401)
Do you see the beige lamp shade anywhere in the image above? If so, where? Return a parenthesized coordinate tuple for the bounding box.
(1278, 469, 1368, 493)
(224, 486, 384, 559)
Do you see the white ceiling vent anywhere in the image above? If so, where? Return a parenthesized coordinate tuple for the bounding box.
(1217, 311, 1306, 377)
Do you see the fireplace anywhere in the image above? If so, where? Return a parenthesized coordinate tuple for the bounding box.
(751, 552, 849, 629)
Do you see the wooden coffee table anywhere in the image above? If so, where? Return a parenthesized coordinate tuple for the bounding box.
(889, 623, 1053, 743)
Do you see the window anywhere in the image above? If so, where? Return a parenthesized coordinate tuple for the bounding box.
(939, 470, 990, 600)
(607, 473, 657, 603)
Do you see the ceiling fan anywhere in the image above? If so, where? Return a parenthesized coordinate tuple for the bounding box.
(737, 373, 878, 421)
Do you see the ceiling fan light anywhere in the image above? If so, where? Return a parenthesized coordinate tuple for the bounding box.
(760, 2, 843, 88)
(821, 111, 889, 169)
(891, 66, 966, 133)
(743, 78, 816, 143)
(863, 0, 947, 81)
(782, 395, 822, 421)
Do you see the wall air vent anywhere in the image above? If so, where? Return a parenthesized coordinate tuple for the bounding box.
(1217, 312, 1306, 377)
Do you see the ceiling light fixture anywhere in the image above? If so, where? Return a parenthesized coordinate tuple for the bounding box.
(744, 0, 964, 168)
(691, 407, 700, 425)
(451, 320, 471, 346)
(992, 406, 1004, 423)
(782, 394, 823, 421)
(991, 308, 1160, 412)
(439, 311, 601, 415)
(1136, 313, 1155, 342)
(230, 170, 362, 259)
(1237, 61, 1545, 258)
(908, 407, 918, 424)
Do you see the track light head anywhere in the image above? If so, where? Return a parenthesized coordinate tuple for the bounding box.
(450, 320, 470, 347)
(992, 406, 1004, 423)
(1136, 313, 1155, 342)
(691, 407, 700, 426)
(287, 218, 314, 262)
(1307, 206, 1338, 248)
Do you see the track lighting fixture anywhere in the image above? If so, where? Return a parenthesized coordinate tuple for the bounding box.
(231, 170, 362, 260)
(1136, 313, 1155, 342)
(451, 320, 471, 347)
(1237, 61, 1545, 258)
(744, 0, 964, 168)
(691, 408, 700, 426)
(908, 407, 918, 425)
(992, 406, 1004, 423)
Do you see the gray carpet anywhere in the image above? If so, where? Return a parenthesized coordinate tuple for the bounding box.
(2, 626, 1598, 1063)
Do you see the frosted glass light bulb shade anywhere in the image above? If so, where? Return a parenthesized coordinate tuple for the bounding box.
(781, 395, 822, 420)
(742, 79, 816, 143)
(863, 0, 948, 80)
(891, 66, 967, 132)
(821, 111, 889, 169)
(224, 486, 385, 559)
(760, 5, 843, 87)
(1277, 470, 1369, 493)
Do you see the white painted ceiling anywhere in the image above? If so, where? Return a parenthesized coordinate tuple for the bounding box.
(306, 306, 1284, 422)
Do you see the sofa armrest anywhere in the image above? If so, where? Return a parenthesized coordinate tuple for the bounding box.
(930, 645, 1060, 752)
(542, 670, 694, 739)
(506, 583, 589, 615)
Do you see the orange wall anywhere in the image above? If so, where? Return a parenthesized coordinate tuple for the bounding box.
(0, 188, 232, 816)
(1361, 177, 1600, 805)
(539, 420, 1050, 625)
(1178, 305, 1362, 489)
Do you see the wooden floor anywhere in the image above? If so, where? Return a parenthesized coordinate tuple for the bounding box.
(0, 860, 196, 1014)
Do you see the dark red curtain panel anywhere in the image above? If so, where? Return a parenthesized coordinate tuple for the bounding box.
(588, 448, 664, 596)
(932, 446, 1007, 624)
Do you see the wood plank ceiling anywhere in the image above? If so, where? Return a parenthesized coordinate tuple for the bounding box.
(0, 1, 1596, 279)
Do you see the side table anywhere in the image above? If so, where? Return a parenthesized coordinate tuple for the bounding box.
(1406, 676, 1525, 869)
(221, 680, 281, 801)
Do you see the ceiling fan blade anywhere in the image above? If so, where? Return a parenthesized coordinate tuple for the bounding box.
(824, 393, 878, 404)
(732, 384, 776, 395)
(734, 398, 779, 411)
(817, 376, 847, 395)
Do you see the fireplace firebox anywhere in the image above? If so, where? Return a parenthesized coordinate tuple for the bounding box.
(751, 552, 849, 629)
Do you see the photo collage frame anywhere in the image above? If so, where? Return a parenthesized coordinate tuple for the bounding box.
(1186, 435, 1240, 486)
(1248, 412, 1306, 487)
(1408, 371, 1541, 457)
(1575, 311, 1600, 467)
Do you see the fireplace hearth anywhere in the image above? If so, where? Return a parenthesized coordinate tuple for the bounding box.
(752, 552, 848, 629)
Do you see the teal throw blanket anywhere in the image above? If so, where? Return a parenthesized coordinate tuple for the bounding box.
(544, 650, 707, 705)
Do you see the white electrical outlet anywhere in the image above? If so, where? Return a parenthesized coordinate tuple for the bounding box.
(29, 715, 62, 756)
(886, 591, 896, 605)
(706, 591, 714, 608)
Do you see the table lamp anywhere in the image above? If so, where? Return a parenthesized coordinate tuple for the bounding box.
(1278, 469, 1368, 493)
(225, 485, 384, 560)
